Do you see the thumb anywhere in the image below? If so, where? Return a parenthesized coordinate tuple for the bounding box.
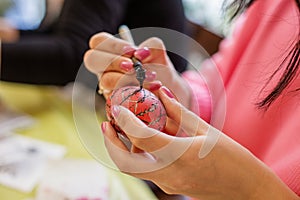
(111, 105, 172, 152)
(158, 86, 209, 136)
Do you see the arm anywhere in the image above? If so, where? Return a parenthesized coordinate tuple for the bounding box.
(0, 17, 19, 42)
(0, 0, 128, 85)
(1, 0, 187, 85)
(102, 86, 300, 200)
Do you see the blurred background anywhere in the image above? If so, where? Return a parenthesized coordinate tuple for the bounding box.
(183, 0, 227, 36)
(0, 0, 227, 199)
(0, 0, 45, 30)
(0, 0, 226, 34)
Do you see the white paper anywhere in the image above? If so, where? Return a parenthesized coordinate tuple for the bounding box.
(0, 134, 66, 192)
(35, 159, 110, 200)
(0, 109, 35, 137)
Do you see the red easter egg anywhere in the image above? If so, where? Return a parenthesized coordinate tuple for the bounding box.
(106, 86, 167, 135)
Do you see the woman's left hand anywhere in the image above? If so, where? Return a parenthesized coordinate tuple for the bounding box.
(101, 86, 299, 200)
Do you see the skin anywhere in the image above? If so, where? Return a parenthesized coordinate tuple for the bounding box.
(0, 17, 19, 42)
(102, 89, 299, 200)
(84, 32, 190, 106)
(84, 33, 300, 199)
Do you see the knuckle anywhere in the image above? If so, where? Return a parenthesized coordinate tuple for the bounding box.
(83, 50, 97, 73)
(111, 56, 130, 69)
(116, 112, 128, 128)
(90, 32, 113, 48)
(142, 37, 165, 50)
(101, 72, 132, 91)
(100, 74, 115, 89)
(110, 41, 126, 55)
(83, 49, 92, 64)
(148, 37, 163, 45)
(122, 119, 145, 136)
(129, 135, 147, 147)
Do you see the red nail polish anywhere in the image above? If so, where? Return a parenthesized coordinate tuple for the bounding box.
(149, 82, 162, 91)
(134, 47, 150, 60)
(161, 86, 175, 98)
(101, 122, 106, 133)
(120, 61, 133, 71)
(111, 105, 120, 118)
(122, 46, 136, 56)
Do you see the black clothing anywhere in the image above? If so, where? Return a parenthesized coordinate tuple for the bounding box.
(1, 0, 187, 85)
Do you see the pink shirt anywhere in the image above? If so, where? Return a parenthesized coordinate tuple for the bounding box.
(183, 0, 300, 195)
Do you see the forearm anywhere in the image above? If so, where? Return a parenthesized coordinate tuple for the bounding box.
(250, 165, 300, 200)
(1, 36, 81, 85)
(1, 0, 127, 85)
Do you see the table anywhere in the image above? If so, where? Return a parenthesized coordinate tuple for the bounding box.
(0, 81, 157, 200)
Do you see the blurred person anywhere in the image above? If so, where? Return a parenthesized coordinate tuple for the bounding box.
(0, 17, 19, 42)
(0, 0, 187, 85)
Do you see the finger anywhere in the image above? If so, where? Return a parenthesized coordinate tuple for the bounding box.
(158, 87, 209, 136)
(84, 49, 132, 74)
(163, 117, 181, 136)
(142, 63, 175, 88)
(143, 81, 162, 94)
(90, 32, 113, 48)
(89, 32, 134, 56)
(102, 121, 158, 174)
(102, 91, 112, 100)
(136, 37, 168, 63)
(101, 121, 129, 151)
(112, 105, 172, 152)
(100, 72, 138, 91)
(108, 106, 198, 176)
(103, 122, 172, 176)
(145, 70, 157, 82)
(131, 145, 144, 153)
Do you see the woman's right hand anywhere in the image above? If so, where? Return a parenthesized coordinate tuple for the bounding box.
(83, 32, 191, 108)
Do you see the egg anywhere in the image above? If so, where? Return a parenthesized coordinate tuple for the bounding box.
(106, 86, 167, 136)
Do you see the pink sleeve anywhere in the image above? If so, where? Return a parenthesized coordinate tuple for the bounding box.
(182, 70, 212, 123)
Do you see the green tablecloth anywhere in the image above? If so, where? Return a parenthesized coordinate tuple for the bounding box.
(0, 81, 157, 200)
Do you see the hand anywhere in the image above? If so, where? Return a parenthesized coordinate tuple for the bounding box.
(83, 32, 191, 107)
(101, 86, 299, 200)
(0, 17, 19, 42)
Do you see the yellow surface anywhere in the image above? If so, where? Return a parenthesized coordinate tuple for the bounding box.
(0, 81, 157, 200)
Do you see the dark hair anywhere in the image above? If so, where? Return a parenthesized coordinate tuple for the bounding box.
(225, 0, 300, 110)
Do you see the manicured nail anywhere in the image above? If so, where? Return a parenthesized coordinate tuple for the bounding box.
(148, 82, 162, 91)
(122, 46, 136, 56)
(101, 122, 106, 133)
(134, 47, 150, 60)
(111, 105, 120, 118)
(120, 61, 133, 71)
(160, 86, 175, 98)
(145, 71, 156, 81)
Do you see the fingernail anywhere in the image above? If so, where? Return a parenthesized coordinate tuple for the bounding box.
(122, 46, 136, 56)
(145, 71, 156, 81)
(161, 86, 175, 98)
(101, 122, 106, 133)
(111, 105, 120, 118)
(120, 61, 133, 71)
(148, 82, 162, 91)
(134, 47, 150, 60)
